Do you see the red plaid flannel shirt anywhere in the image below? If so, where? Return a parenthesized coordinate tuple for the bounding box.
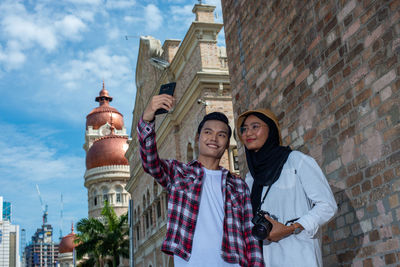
(137, 117, 264, 266)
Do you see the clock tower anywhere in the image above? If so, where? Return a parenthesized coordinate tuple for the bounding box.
(83, 82, 130, 218)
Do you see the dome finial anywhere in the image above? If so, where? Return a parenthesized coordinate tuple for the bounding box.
(71, 221, 74, 233)
(109, 111, 116, 135)
(96, 81, 113, 106)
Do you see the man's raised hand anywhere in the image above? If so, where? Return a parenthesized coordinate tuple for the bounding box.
(143, 94, 175, 122)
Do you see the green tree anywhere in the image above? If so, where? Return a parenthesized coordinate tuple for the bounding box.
(75, 201, 129, 267)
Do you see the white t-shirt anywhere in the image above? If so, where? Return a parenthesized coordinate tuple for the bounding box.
(174, 168, 240, 267)
(246, 151, 337, 267)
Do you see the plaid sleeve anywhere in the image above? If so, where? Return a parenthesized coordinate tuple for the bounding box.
(243, 184, 265, 266)
(137, 116, 174, 188)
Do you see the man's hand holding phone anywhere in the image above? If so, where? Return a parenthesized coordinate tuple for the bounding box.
(143, 83, 176, 122)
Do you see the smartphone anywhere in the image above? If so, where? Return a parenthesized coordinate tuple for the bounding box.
(155, 82, 176, 115)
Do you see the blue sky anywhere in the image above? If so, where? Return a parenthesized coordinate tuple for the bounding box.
(0, 0, 224, 245)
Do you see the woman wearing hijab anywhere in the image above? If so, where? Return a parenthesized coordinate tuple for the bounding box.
(236, 108, 337, 267)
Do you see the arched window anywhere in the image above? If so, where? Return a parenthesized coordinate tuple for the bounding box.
(115, 185, 123, 203)
(149, 206, 153, 226)
(157, 201, 161, 218)
(147, 190, 150, 206)
(102, 187, 109, 204)
(143, 195, 146, 209)
(187, 143, 194, 162)
(136, 224, 140, 241)
(146, 212, 149, 229)
(93, 190, 98, 206)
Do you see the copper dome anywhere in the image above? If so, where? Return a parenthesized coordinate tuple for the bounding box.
(86, 135, 129, 170)
(86, 82, 124, 130)
(59, 232, 78, 254)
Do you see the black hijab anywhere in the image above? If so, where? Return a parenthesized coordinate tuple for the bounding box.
(243, 113, 292, 213)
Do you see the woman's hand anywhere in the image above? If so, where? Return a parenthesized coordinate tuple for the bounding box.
(265, 215, 299, 242)
(143, 94, 175, 122)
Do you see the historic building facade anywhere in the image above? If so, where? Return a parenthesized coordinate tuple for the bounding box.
(83, 83, 130, 218)
(125, 4, 237, 267)
(221, 0, 399, 266)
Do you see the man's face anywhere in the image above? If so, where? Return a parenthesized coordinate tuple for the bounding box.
(198, 120, 230, 160)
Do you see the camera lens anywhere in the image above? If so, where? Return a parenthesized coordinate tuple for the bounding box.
(251, 224, 269, 241)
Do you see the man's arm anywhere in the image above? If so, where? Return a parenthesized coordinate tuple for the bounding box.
(137, 94, 176, 188)
(242, 185, 265, 266)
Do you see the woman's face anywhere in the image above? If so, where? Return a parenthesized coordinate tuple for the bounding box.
(240, 115, 269, 152)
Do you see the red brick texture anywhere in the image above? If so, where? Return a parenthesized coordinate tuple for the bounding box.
(221, 0, 399, 266)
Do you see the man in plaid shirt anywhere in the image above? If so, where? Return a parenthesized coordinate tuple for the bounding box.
(137, 94, 264, 266)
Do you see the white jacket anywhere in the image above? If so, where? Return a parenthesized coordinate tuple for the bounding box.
(246, 151, 338, 267)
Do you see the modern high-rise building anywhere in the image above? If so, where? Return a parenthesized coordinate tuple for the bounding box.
(2, 201, 11, 221)
(24, 224, 59, 267)
(0, 196, 21, 267)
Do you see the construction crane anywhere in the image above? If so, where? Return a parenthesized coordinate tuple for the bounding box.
(36, 184, 48, 225)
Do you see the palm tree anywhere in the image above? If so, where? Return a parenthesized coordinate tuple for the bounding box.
(75, 201, 129, 267)
(101, 202, 129, 267)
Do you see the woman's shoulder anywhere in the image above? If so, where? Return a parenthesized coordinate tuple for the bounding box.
(286, 150, 318, 168)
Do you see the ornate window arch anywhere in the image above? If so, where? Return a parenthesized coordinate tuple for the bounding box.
(93, 189, 98, 206)
(115, 185, 123, 203)
(101, 186, 109, 204)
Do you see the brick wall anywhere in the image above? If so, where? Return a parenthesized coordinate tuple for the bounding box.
(221, 0, 399, 266)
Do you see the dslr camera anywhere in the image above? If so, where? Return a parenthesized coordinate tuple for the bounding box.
(251, 210, 273, 240)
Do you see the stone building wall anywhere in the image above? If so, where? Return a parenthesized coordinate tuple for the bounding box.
(221, 0, 399, 266)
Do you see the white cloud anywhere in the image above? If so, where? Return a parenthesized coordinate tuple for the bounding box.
(33, 46, 134, 125)
(55, 15, 87, 40)
(169, 4, 193, 26)
(0, 43, 26, 70)
(123, 15, 142, 24)
(145, 4, 163, 32)
(0, 123, 85, 182)
(67, 0, 103, 5)
(55, 46, 131, 82)
(106, 0, 136, 9)
(3, 15, 58, 52)
(0, 0, 89, 71)
(107, 26, 122, 40)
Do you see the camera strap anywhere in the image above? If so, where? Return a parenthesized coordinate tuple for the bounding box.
(256, 184, 272, 212)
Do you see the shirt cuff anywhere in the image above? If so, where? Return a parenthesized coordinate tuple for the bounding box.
(296, 216, 318, 238)
(138, 116, 155, 137)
